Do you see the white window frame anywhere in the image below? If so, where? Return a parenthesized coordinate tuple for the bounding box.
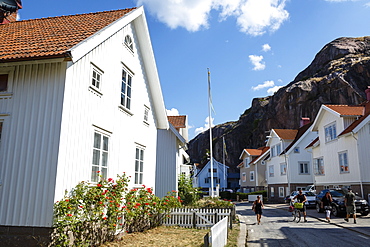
(276, 144, 281, 156)
(124, 35, 134, 52)
(299, 161, 310, 175)
(279, 187, 285, 197)
(91, 129, 110, 183)
(90, 64, 103, 92)
(271, 146, 276, 157)
(339, 151, 349, 173)
(250, 171, 255, 181)
(314, 157, 325, 175)
(324, 122, 337, 143)
(120, 66, 133, 111)
(134, 146, 145, 185)
(280, 162, 287, 175)
(242, 172, 246, 182)
(143, 105, 150, 124)
(269, 165, 274, 177)
(0, 67, 14, 97)
(245, 157, 250, 168)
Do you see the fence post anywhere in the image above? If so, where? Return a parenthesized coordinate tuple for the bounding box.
(192, 210, 197, 228)
(214, 212, 218, 226)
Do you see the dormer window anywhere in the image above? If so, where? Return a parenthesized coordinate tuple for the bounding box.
(324, 122, 337, 143)
(124, 35, 133, 52)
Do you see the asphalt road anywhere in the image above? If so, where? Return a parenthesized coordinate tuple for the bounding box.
(236, 202, 370, 247)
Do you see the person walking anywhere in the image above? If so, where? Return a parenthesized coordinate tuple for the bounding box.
(252, 195, 264, 225)
(344, 188, 356, 224)
(293, 189, 308, 222)
(321, 191, 333, 222)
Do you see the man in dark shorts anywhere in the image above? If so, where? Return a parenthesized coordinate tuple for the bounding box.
(344, 188, 356, 224)
(293, 189, 307, 222)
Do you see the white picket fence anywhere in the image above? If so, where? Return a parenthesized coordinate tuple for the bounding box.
(210, 217, 228, 247)
(163, 208, 233, 229)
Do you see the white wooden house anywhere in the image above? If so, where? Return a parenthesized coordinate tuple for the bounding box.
(0, 6, 172, 240)
(308, 100, 370, 198)
(155, 115, 190, 198)
(194, 158, 228, 193)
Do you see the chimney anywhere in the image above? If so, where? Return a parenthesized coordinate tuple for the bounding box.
(0, 0, 22, 24)
(365, 86, 370, 101)
(300, 117, 310, 127)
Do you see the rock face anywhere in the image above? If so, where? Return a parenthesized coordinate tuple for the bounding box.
(187, 37, 370, 173)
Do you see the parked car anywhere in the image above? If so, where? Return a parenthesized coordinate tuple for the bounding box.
(315, 188, 369, 217)
(305, 184, 316, 194)
(284, 191, 316, 208)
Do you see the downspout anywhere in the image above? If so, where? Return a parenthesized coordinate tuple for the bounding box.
(351, 132, 364, 198)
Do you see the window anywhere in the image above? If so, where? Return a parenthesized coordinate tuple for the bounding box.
(205, 178, 210, 184)
(208, 168, 217, 173)
(120, 69, 132, 110)
(269, 165, 274, 177)
(280, 163, 287, 175)
(135, 147, 144, 184)
(271, 146, 275, 157)
(314, 157, 325, 175)
(299, 162, 309, 174)
(245, 157, 250, 168)
(0, 121, 3, 145)
(0, 74, 8, 92)
(279, 187, 284, 197)
(144, 106, 149, 123)
(270, 187, 275, 197)
(242, 172, 246, 182)
(91, 132, 109, 182)
(91, 67, 102, 90)
(250, 171, 255, 181)
(276, 144, 281, 155)
(324, 122, 337, 142)
(339, 151, 349, 173)
(124, 35, 134, 52)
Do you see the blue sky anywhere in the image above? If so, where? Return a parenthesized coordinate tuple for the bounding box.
(18, 0, 370, 139)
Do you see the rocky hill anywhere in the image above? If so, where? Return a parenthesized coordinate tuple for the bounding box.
(187, 36, 370, 173)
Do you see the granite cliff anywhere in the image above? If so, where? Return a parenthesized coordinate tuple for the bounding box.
(187, 36, 370, 173)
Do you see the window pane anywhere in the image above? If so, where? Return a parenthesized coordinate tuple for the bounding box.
(92, 150, 100, 165)
(140, 161, 143, 172)
(121, 82, 126, 94)
(135, 173, 138, 184)
(91, 166, 99, 182)
(136, 148, 139, 159)
(102, 152, 108, 167)
(128, 76, 132, 87)
(139, 174, 143, 184)
(140, 149, 144, 161)
(126, 98, 131, 109)
(122, 70, 127, 82)
(94, 133, 101, 148)
(127, 86, 131, 98)
(101, 167, 107, 180)
(0, 74, 8, 91)
(135, 160, 139, 172)
(121, 95, 125, 106)
(103, 136, 109, 151)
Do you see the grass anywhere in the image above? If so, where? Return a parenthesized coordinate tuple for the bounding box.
(101, 221, 240, 247)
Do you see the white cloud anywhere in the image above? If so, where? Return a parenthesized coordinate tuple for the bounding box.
(262, 43, 271, 52)
(194, 117, 214, 135)
(267, 85, 283, 95)
(136, 0, 289, 35)
(252, 80, 275, 91)
(249, 55, 265, 70)
(166, 108, 180, 116)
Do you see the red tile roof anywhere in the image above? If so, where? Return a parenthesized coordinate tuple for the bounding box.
(167, 116, 186, 129)
(274, 129, 298, 140)
(244, 149, 263, 156)
(325, 105, 364, 116)
(0, 8, 136, 62)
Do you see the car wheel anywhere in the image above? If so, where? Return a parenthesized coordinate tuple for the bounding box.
(361, 212, 369, 216)
(332, 206, 339, 217)
(316, 203, 322, 213)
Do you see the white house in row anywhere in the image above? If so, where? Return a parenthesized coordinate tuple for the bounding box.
(308, 99, 370, 198)
(194, 158, 229, 193)
(0, 6, 176, 243)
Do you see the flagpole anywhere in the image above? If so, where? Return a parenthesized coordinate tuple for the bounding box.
(208, 68, 214, 197)
(223, 136, 226, 190)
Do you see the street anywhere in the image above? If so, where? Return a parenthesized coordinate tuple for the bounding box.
(236, 202, 370, 247)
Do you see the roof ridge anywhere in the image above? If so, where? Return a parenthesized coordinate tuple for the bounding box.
(7, 7, 136, 24)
